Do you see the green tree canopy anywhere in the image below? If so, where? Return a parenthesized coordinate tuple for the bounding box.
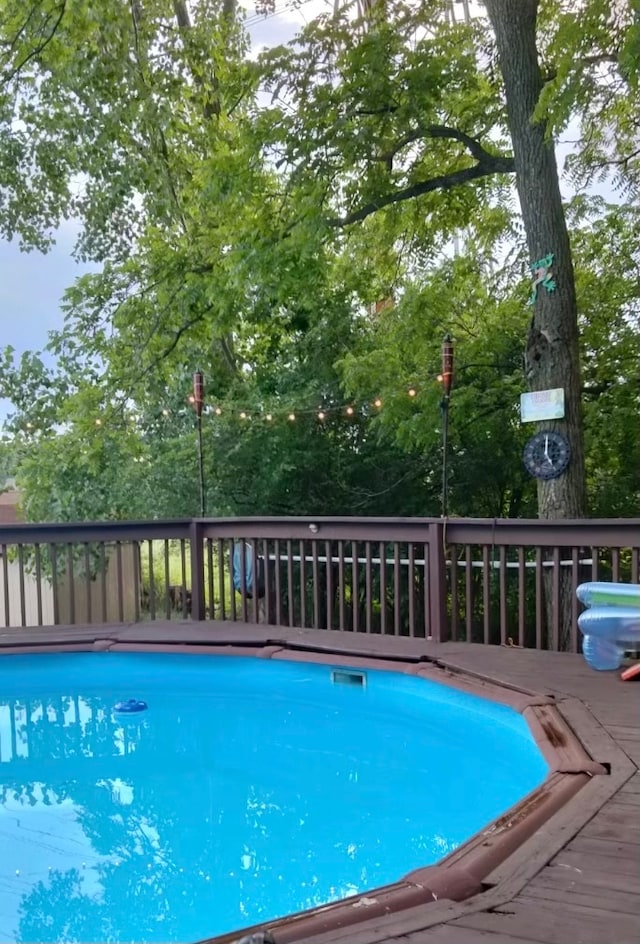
(0, 0, 637, 522)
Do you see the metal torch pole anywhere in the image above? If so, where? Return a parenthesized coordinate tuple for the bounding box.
(441, 334, 454, 519)
(193, 371, 205, 518)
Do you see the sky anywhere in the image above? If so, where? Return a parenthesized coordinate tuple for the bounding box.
(0, 220, 85, 356)
(0, 223, 85, 420)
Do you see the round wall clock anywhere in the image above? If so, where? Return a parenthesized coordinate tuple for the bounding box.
(523, 430, 571, 480)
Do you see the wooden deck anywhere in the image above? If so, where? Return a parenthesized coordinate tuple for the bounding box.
(0, 623, 638, 944)
(302, 640, 640, 944)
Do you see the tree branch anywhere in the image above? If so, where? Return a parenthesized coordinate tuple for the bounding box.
(2, 0, 66, 85)
(376, 123, 507, 169)
(328, 154, 515, 227)
(135, 310, 211, 385)
(171, 0, 220, 119)
(421, 124, 508, 163)
(219, 335, 240, 377)
(171, 0, 191, 29)
(129, 0, 190, 235)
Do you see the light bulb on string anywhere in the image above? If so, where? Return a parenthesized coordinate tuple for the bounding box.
(95, 418, 102, 426)
(161, 409, 170, 417)
(199, 380, 435, 428)
(436, 374, 444, 383)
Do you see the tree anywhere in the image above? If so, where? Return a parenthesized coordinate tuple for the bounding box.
(0, 0, 637, 530)
(338, 246, 539, 518)
(480, 0, 635, 643)
(254, 0, 635, 521)
(570, 198, 640, 517)
(483, 0, 585, 518)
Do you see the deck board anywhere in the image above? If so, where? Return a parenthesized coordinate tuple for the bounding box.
(527, 865, 640, 902)
(619, 774, 640, 794)
(551, 847, 640, 876)
(449, 896, 640, 944)
(398, 926, 545, 944)
(566, 834, 640, 859)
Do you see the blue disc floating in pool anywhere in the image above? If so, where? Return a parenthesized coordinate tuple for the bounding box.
(114, 698, 148, 714)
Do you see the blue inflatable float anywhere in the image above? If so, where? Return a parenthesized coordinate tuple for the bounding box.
(577, 582, 640, 671)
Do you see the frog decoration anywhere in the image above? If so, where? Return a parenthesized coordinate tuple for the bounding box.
(529, 252, 556, 304)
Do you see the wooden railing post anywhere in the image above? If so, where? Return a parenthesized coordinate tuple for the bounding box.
(428, 521, 447, 643)
(189, 520, 206, 621)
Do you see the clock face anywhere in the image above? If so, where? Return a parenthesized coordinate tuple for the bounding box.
(523, 431, 571, 480)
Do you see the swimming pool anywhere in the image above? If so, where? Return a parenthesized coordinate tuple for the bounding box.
(0, 646, 596, 944)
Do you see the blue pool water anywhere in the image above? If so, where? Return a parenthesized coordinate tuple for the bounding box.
(0, 653, 548, 943)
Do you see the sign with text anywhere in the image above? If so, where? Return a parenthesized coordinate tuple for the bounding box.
(520, 388, 565, 423)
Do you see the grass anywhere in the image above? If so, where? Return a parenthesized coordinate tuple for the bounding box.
(138, 539, 244, 618)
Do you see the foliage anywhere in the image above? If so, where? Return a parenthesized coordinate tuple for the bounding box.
(537, 0, 640, 196)
(0, 0, 637, 523)
(569, 198, 640, 515)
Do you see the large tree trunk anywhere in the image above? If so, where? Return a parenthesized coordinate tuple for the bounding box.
(485, 0, 586, 650)
(484, 0, 586, 522)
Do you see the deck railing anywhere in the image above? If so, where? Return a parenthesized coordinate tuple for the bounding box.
(0, 517, 638, 652)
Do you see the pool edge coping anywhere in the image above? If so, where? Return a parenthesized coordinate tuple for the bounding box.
(0, 625, 634, 944)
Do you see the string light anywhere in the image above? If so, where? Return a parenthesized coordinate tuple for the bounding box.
(30, 381, 444, 436)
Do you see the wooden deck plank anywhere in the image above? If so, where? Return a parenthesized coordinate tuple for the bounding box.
(566, 834, 640, 859)
(590, 796, 640, 819)
(580, 806, 640, 842)
(399, 925, 546, 943)
(619, 772, 640, 794)
(451, 896, 640, 944)
(606, 791, 640, 808)
(552, 847, 640, 876)
(297, 900, 548, 944)
(616, 739, 640, 765)
(606, 723, 640, 739)
(525, 872, 640, 911)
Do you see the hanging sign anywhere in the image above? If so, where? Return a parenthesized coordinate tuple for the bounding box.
(520, 388, 565, 423)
